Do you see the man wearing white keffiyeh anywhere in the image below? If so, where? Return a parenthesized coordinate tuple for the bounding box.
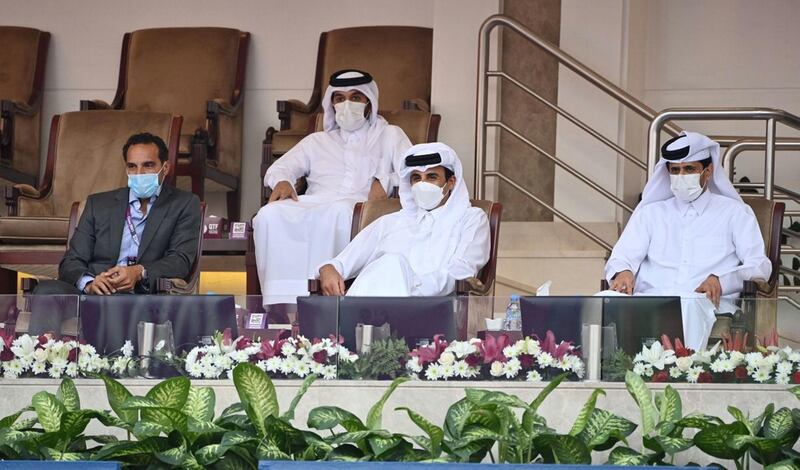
(317, 142, 490, 297)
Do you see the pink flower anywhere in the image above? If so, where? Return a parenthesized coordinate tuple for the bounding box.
(222, 328, 233, 347)
(410, 335, 448, 366)
(479, 334, 508, 364)
(539, 331, 573, 360)
(256, 333, 289, 360)
(235, 336, 251, 351)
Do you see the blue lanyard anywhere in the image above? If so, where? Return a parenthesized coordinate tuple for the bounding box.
(125, 206, 140, 246)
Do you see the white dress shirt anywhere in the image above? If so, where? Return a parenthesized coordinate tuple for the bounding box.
(605, 190, 771, 299)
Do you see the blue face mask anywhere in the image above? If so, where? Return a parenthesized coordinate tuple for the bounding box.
(128, 166, 164, 199)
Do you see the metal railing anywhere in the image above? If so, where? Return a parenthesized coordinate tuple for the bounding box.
(475, 14, 681, 252)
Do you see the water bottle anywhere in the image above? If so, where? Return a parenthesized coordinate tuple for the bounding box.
(503, 294, 521, 331)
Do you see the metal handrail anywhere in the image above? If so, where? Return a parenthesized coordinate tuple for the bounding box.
(723, 139, 800, 181)
(475, 14, 681, 199)
(647, 108, 800, 200)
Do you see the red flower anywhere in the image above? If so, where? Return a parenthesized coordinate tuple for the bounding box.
(0, 349, 12, 361)
(518, 353, 534, 368)
(538, 330, 573, 360)
(464, 354, 480, 367)
(235, 336, 251, 351)
(67, 347, 78, 363)
(37, 335, 49, 346)
(256, 333, 288, 360)
(735, 366, 749, 380)
(698, 372, 713, 383)
(651, 371, 669, 383)
(675, 347, 694, 358)
(792, 371, 800, 384)
(410, 335, 449, 366)
(312, 350, 328, 363)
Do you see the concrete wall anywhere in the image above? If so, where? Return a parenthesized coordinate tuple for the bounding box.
(0, 0, 499, 219)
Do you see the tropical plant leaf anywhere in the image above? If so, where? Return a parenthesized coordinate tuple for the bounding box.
(183, 387, 215, 422)
(256, 441, 291, 460)
(40, 448, 86, 461)
(232, 363, 279, 438)
(443, 398, 474, 441)
(465, 389, 529, 409)
(0, 407, 32, 428)
(307, 406, 365, 432)
(220, 430, 258, 448)
(281, 374, 317, 422)
(765, 458, 800, 470)
(366, 377, 409, 430)
(788, 386, 800, 402)
(100, 375, 138, 425)
(530, 373, 567, 412)
(187, 417, 226, 435)
(677, 414, 724, 429)
(57, 378, 81, 412)
(94, 437, 172, 461)
(625, 371, 658, 436)
(576, 408, 637, 450)
(31, 391, 65, 433)
(368, 434, 405, 458)
(751, 403, 775, 435)
(132, 421, 170, 439)
(607, 446, 649, 465)
(658, 385, 682, 424)
(327, 444, 365, 461)
(656, 435, 693, 454)
(728, 434, 783, 456)
(765, 408, 794, 440)
(10, 416, 38, 431)
(216, 403, 245, 421)
(146, 376, 191, 410)
(60, 410, 100, 438)
(570, 389, 606, 436)
(534, 434, 592, 464)
(396, 406, 443, 457)
(327, 429, 392, 446)
(693, 421, 749, 459)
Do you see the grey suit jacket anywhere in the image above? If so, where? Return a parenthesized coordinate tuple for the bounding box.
(59, 185, 201, 293)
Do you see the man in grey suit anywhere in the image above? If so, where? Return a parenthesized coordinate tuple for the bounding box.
(30, 133, 201, 332)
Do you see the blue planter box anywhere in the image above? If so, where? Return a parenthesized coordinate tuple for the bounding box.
(0, 463, 120, 470)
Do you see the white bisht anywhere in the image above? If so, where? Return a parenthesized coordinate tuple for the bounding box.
(321, 142, 491, 297)
(253, 70, 412, 305)
(602, 131, 771, 350)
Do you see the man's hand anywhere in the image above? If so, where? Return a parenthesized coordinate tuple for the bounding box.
(610, 270, 635, 295)
(367, 179, 387, 201)
(268, 181, 298, 203)
(319, 264, 346, 296)
(86, 273, 116, 295)
(104, 265, 144, 292)
(695, 274, 722, 308)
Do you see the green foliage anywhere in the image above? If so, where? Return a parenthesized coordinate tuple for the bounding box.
(2, 366, 800, 467)
(353, 338, 410, 380)
(601, 349, 634, 382)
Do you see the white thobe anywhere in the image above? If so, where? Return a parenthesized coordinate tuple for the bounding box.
(322, 207, 491, 297)
(604, 190, 771, 349)
(253, 125, 411, 305)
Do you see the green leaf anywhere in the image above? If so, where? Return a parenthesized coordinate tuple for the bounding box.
(658, 385, 682, 424)
(232, 363, 279, 438)
(534, 434, 592, 464)
(328, 429, 392, 446)
(608, 446, 650, 465)
(183, 387, 215, 422)
(368, 435, 405, 458)
(728, 405, 752, 432)
(281, 374, 317, 422)
(31, 391, 65, 433)
(100, 375, 138, 425)
(576, 408, 637, 450)
(443, 398, 474, 441)
(656, 435, 693, 454)
(694, 421, 749, 459)
(60, 410, 99, 438)
(530, 372, 567, 412)
(765, 408, 794, 440)
(788, 386, 800, 401)
(728, 434, 783, 456)
(187, 417, 226, 435)
(40, 448, 86, 461)
(256, 441, 291, 460)
(569, 388, 606, 436)
(465, 389, 529, 409)
(217, 403, 245, 421)
(146, 376, 191, 410)
(220, 430, 258, 447)
(307, 406, 365, 432)
(366, 377, 409, 430)
(752, 403, 775, 435)
(625, 371, 658, 436)
(0, 407, 32, 428)
(132, 421, 170, 439)
(677, 414, 724, 429)
(396, 407, 444, 457)
(195, 444, 225, 466)
(57, 378, 81, 412)
(94, 437, 172, 461)
(765, 458, 800, 470)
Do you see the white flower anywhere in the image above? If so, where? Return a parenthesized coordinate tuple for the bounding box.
(11, 335, 35, 361)
(280, 356, 300, 374)
(31, 361, 47, 375)
(502, 343, 522, 358)
(643, 365, 654, 377)
(50, 358, 67, 373)
(526, 370, 542, 382)
(447, 341, 477, 359)
(775, 373, 790, 385)
(48, 366, 63, 379)
(753, 367, 772, 383)
(675, 356, 693, 371)
(777, 361, 793, 375)
(79, 343, 96, 356)
(686, 366, 703, 383)
(425, 364, 442, 380)
(65, 363, 79, 378)
(453, 360, 471, 378)
(154, 340, 165, 352)
(633, 363, 646, 376)
(33, 348, 48, 363)
(186, 361, 204, 378)
(230, 350, 251, 364)
(4, 359, 23, 376)
(537, 352, 554, 368)
(669, 367, 683, 379)
(634, 341, 676, 370)
(440, 364, 454, 379)
(729, 351, 745, 366)
(293, 360, 311, 377)
(710, 359, 734, 373)
(406, 356, 423, 373)
(745, 352, 764, 367)
(121, 340, 134, 358)
(265, 357, 282, 373)
(489, 361, 504, 377)
(789, 352, 800, 363)
(281, 342, 297, 357)
(322, 365, 337, 380)
(520, 338, 541, 356)
(503, 357, 521, 378)
(438, 352, 456, 367)
(226, 369, 234, 380)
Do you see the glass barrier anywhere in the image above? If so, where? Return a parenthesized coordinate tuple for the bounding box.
(1, 293, 793, 383)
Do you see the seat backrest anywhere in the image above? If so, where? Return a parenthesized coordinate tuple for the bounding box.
(311, 109, 437, 144)
(186, 201, 207, 286)
(742, 196, 785, 286)
(318, 26, 433, 111)
(123, 28, 244, 132)
(350, 199, 502, 288)
(0, 26, 46, 102)
(39, 110, 180, 217)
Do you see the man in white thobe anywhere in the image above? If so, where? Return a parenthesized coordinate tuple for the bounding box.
(317, 142, 491, 297)
(253, 70, 412, 305)
(604, 131, 771, 349)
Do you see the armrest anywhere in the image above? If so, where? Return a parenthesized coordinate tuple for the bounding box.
(743, 278, 773, 297)
(455, 277, 490, 296)
(402, 98, 431, 112)
(21, 278, 39, 294)
(13, 184, 40, 198)
(207, 98, 241, 118)
(278, 99, 315, 131)
(155, 278, 195, 295)
(1, 99, 37, 117)
(308, 279, 321, 295)
(79, 99, 113, 111)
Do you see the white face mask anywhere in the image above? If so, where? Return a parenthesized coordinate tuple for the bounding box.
(412, 181, 448, 211)
(333, 101, 368, 131)
(669, 171, 706, 203)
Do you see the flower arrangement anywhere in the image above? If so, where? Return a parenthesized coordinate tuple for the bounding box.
(0, 332, 138, 379)
(184, 330, 358, 380)
(632, 334, 800, 384)
(405, 331, 585, 381)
